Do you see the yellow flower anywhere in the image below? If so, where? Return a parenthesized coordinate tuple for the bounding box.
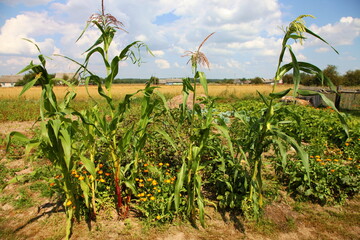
(98, 170, 103, 174)
(315, 155, 320, 158)
(321, 162, 326, 165)
(316, 159, 322, 162)
(78, 176, 84, 180)
(310, 156, 314, 158)
(334, 159, 339, 162)
(159, 163, 163, 166)
(150, 196, 155, 200)
(99, 178, 106, 183)
(144, 163, 148, 167)
(99, 163, 104, 168)
(147, 193, 152, 197)
(139, 183, 144, 187)
(152, 180, 158, 186)
(147, 178, 153, 182)
(345, 143, 349, 146)
(139, 179, 144, 183)
(165, 163, 170, 167)
(66, 200, 72, 206)
(156, 215, 161, 220)
(326, 159, 331, 161)
(157, 189, 161, 193)
(141, 198, 147, 202)
(348, 158, 353, 161)
(164, 179, 171, 183)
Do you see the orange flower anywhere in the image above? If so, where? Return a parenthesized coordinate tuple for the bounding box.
(330, 169, 335, 172)
(99, 163, 104, 168)
(348, 158, 353, 161)
(98, 170, 103, 174)
(49, 182, 55, 187)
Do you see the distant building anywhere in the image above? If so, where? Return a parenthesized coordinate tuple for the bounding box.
(0, 75, 22, 87)
(158, 78, 183, 85)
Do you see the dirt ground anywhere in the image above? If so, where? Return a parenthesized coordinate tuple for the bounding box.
(0, 121, 359, 240)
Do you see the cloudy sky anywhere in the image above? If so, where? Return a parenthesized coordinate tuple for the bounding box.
(0, 0, 359, 79)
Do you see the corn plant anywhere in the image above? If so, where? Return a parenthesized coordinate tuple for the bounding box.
(233, 15, 348, 218)
(69, 1, 155, 218)
(6, 41, 85, 239)
(169, 33, 234, 227)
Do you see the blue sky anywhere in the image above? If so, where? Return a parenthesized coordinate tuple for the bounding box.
(0, 0, 359, 79)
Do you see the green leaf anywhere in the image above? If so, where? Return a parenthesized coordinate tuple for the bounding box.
(269, 88, 291, 99)
(174, 162, 186, 211)
(80, 155, 96, 177)
(305, 27, 339, 54)
(6, 131, 30, 152)
(19, 74, 41, 96)
(197, 71, 208, 96)
(59, 128, 72, 170)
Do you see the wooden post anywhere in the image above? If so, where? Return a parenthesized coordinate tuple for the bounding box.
(335, 85, 341, 110)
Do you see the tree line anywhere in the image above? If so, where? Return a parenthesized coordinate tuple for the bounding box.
(282, 65, 360, 86)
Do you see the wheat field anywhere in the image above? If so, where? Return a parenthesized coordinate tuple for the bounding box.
(0, 84, 292, 100)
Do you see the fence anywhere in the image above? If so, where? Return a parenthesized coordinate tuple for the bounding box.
(299, 86, 360, 110)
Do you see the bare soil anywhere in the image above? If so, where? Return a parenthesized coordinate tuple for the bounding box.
(0, 121, 359, 240)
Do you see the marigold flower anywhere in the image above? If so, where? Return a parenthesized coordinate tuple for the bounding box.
(348, 158, 353, 161)
(310, 156, 314, 158)
(139, 183, 144, 187)
(315, 155, 320, 158)
(164, 179, 171, 183)
(147, 193, 152, 197)
(98, 170, 103, 174)
(152, 180, 158, 186)
(156, 215, 161, 220)
(316, 159, 322, 162)
(150, 196, 155, 200)
(144, 170, 149, 173)
(49, 182, 55, 187)
(158, 189, 161, 193)
(78, 176, 85, 180)
(326, 159, 331, 161)
(66, 200, 72, 206)
(141, 198, 147, 202)
(147, 178, 153, 182)
(135, 178, 139, 181)
(321, 162, 326, 165)
(334, 159, 339, 162)
(75, 174, 80, 178)
(165, 163, 170, 167)
(99, 178, 106, 183)
(330, 169, 335, 172)
(144, 163, 148, 167)
(105, 172, 111, 176)
(139, 179, 144, 183)
(345, 143, 349, 146)
(99, 164, 104, 168)
(159, 163, 163, 166)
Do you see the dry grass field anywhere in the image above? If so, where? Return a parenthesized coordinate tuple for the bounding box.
(0, 84, 292, 100)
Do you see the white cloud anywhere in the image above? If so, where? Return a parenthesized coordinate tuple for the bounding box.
(0, 0, 54, 6)
(308, 17, 360, 46)
(152, 50, 165, 57)
(315, 47, 330, 53)
(155, 59, 170, 69)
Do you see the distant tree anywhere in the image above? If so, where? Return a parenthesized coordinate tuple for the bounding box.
(301, 73, 317, 86)
(343, 69, 360, 86)
(282, 74, 293, 84)
(250, 77, 263, 84)
(149, 76, 159, 85)
(323, 65, 342, 86)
